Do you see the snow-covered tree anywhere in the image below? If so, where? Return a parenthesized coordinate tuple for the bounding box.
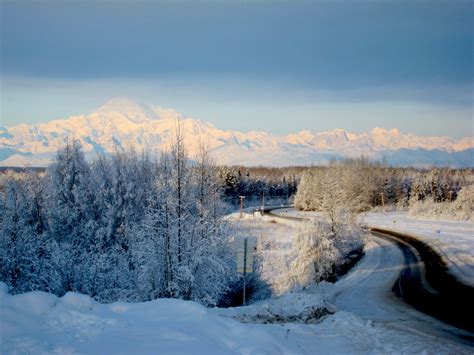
(0, 171, 55, 293)
(186, 143, 236, 305)
(290, 220, 340, 286)
(453, 184, 474, 220)
(134, 135, 236, 305)
(44, 141, 86, 292)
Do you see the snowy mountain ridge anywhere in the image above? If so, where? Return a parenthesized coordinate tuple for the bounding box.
(1, 98, 473, 167)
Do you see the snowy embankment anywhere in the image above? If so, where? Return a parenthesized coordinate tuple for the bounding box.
(2, 282, 471, 354)
(0, 283, 290, 354)
(362, 212, 474, 287)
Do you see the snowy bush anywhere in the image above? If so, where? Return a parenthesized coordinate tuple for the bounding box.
(289, 217, 365, 288)
(290, 220, 341, 286)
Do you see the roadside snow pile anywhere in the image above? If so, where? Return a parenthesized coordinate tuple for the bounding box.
(269, 208, 322, 219)
(316, 310, 471, 354)
(363, 212, 474, 287)
(216, 285, 334, 324)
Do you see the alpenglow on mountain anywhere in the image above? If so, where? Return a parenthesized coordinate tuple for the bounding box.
(1, 98, 473, 167)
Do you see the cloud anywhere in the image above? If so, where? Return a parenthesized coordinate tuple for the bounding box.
(2, 0, 472, 88)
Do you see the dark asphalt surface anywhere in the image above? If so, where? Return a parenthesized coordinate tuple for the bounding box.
(372, 229, 474, 335)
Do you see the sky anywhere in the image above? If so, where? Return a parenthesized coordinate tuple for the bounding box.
(1, 0, 473, 138)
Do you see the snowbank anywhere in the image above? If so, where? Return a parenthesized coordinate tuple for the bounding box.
(0, 284, 291, 354)
(2, 284, 471, 354)
(362, 212, 474, 287)
(216, 285, 333, 324)
(270, 208, 322, 220)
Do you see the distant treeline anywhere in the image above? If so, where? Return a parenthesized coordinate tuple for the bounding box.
(2, 159, 472, 212)
(295, 157, 473, 212)
(0, 167, 46, 173)
(218, 166, 306, 206)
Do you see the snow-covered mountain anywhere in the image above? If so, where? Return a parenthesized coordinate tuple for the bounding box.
(1, 98, 473, 167)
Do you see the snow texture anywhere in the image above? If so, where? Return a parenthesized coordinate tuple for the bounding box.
(2, 280, 472, 354)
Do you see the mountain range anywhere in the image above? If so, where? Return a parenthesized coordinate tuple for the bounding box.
(1, 98, 473, 167)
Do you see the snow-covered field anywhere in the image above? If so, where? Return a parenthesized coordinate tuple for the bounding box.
(362, 212, 474, 287)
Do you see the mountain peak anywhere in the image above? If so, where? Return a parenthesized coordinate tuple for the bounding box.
(95, 97, 156, 123)
(97, 97, 141, 111)
(369, 127, 400, 136)
(370, 127, 389, 135)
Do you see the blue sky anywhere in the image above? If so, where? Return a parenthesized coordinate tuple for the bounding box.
(1, 0, 473, 138)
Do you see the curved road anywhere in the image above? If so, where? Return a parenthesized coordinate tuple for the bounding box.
(264, 207, 474, 347)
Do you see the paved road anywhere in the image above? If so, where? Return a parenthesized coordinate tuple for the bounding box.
(265, 207, 474, 346)
(334, 234, 473, 345)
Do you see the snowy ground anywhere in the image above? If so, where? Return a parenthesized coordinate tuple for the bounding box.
(268, 209, 321, 219)
(2, 280, 472, 354)
(2, 213, 472, 354)
(222, 213, 472, 353)
(0, 283, 291, 354)
(362, 212, 474, 287)
(226, 213, 298, 296)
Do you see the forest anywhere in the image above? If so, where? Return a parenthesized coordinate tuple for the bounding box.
(0, 138, 236, 306)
